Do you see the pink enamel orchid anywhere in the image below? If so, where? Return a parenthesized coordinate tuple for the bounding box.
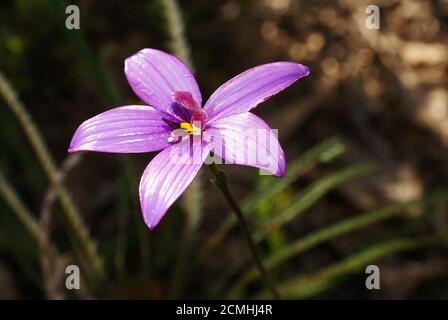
(69, 48, 310, 229)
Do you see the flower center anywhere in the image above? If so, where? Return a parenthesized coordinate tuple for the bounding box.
(165, 91, 207, 144)
(167, 120, 203, 144)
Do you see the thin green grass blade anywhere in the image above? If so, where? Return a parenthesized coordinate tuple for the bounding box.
(229, 189, 448, 296)
(254, 236, 440, 299)
(253, 162, 376, 242)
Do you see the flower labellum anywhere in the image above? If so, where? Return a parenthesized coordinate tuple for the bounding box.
(69, 48, 310, 229)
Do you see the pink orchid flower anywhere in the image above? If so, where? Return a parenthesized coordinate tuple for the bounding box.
(69, 49, 309, 229)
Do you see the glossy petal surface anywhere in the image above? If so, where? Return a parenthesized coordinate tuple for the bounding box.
(139, 138, 209, 229)
(69, 105, 170, 153)
(207, 112, 286, 177)
(125, 48, 202, 118)
(204, 62, 309, 122)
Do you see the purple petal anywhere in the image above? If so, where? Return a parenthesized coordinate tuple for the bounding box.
(69, 105, 170, 153)
(125, 48, 202, 116)
(207, 112, 286, 177)
(139, 138, 209, 229)
(204, 62, 309, 122)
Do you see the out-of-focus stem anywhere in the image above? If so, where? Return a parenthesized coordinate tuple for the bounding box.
(0, 169, 65, 298)
(0, 170, 42, 241)
(162, 0, 203, 298)
(208, 163, 281, 299)
(0, 71, 104, 286)
(40, 153, 83, 299)
(161, 0, 193, 67)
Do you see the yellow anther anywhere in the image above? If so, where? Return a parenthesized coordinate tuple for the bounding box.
(180, 122, 194, 133)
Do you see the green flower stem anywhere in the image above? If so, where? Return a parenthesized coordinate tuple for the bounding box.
(198, 137, 346, 264)
(212, 162, 374, 296)
(229, 189, 448, 296)
(208, 163, 281, 299)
